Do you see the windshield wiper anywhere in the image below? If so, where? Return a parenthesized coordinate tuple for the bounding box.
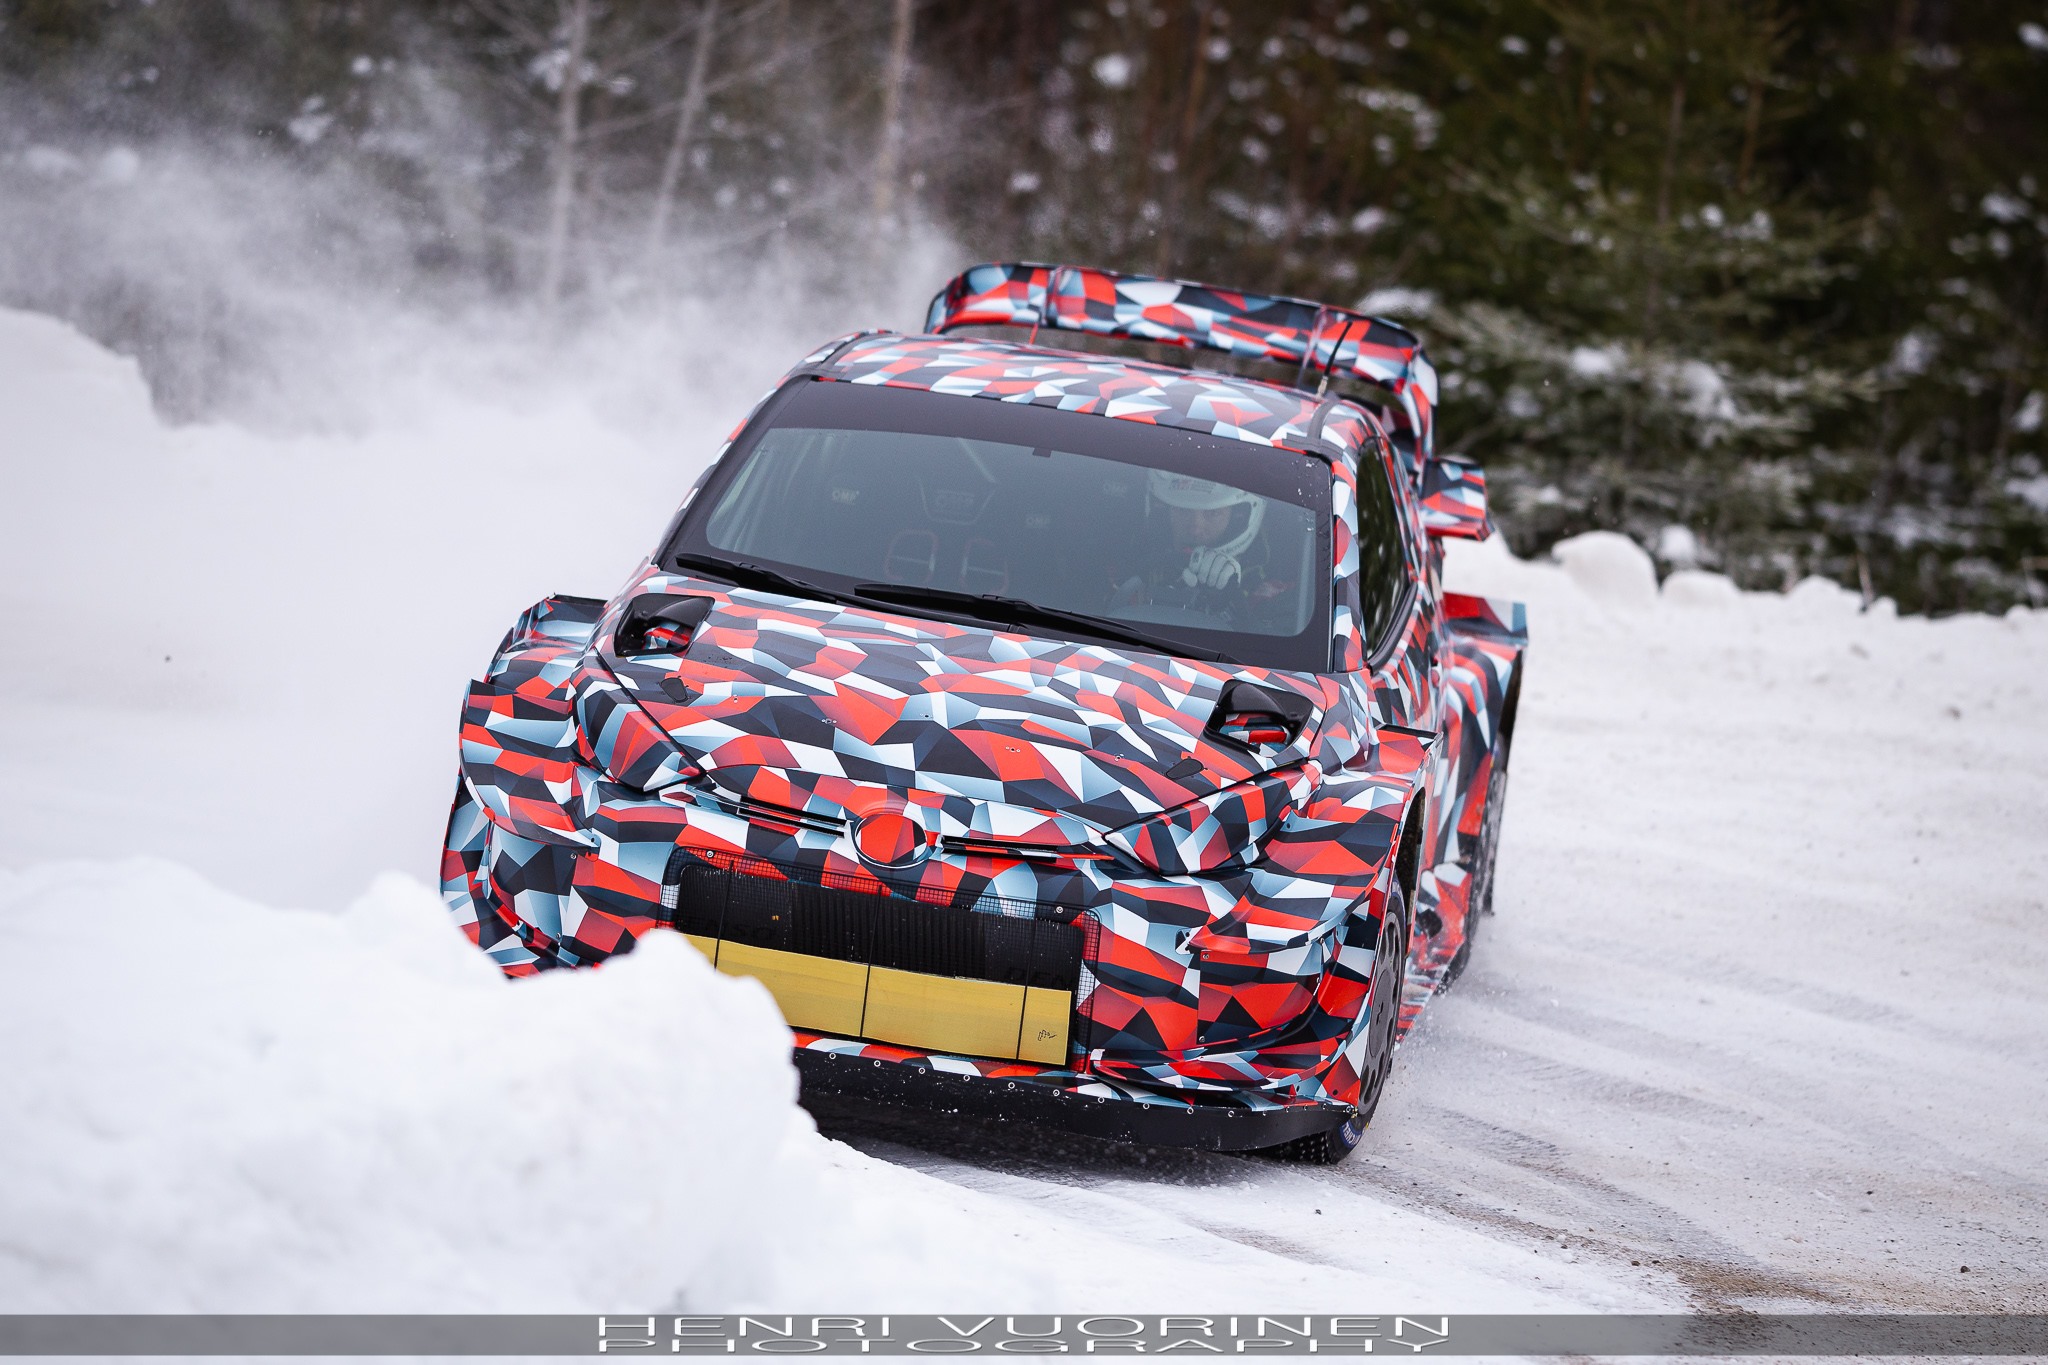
(849, 582, 1229, 662)
(672, 552, 844, 604)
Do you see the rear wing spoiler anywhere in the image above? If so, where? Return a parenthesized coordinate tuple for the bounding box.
(925, 261, 1440, 472)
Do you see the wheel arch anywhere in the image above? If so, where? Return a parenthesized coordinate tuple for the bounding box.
(1393, 795, 1426, 918)
(1497, 650, 1524, 753)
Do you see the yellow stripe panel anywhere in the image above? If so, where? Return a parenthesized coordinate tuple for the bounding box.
(1017, 986, 1072, 1064)
(716, 942, 869, 1038)
(694, 933, 1073, 1063)
(864, 967, 1025, 1059)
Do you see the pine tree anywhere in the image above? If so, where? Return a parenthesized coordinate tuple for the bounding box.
(1399, 0, 1870, 585)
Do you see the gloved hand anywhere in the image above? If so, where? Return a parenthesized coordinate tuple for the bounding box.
(1182, 546, 1243, 591)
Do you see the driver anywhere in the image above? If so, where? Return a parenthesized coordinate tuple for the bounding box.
(1118, 470, 1271, 615)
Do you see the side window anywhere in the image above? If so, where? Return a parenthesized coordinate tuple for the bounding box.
(1354, 448, 1410, 658)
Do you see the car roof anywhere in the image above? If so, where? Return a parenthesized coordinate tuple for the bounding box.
(813, 331, 1387, 467)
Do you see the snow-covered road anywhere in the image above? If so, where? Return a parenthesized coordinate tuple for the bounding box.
(3, 306, 2042, 1313)
(817, 536, 2048, 1313)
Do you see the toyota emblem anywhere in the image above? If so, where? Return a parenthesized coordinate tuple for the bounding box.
(851, 809, 932, 869)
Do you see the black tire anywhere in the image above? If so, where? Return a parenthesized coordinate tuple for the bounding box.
(1267, 884, 1408, 1164)
(1466, 734, 1512, 922)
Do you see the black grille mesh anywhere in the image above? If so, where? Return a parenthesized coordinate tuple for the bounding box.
(667, 861, 1085, 992)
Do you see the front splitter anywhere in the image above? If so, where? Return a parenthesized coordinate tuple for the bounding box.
(792, 1047, 1348, 1152)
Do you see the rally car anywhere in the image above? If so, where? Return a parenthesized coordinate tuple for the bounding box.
(441, 263, 1526, 1162)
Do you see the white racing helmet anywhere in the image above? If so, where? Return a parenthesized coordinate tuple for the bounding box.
(1148, 469, 1266, 558)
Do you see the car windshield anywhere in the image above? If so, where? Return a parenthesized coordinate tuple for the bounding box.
(669, 378, 1334, 670)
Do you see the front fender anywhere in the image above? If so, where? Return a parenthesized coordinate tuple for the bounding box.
(459, 593, 699, 849)
(458, 679, 597, 849)
(1161, 768, 1421, 1082)
(1184, 769, 1416, 960)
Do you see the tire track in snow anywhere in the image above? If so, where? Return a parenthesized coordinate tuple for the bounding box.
(813, 541, 2048, 1313)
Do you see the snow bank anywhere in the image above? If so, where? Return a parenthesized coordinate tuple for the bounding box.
(0, 859, 1649, 1314)
(0, 860, 797, 1311)
(1549, 530, 1660, 609)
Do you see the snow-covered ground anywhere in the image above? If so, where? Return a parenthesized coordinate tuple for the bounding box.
(2, 305, 2043, 1313)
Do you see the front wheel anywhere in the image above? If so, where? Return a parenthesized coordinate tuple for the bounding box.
(1267, 884, 1408, 1164)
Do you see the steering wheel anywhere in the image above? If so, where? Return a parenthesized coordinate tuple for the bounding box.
(1105, 574, 1148, 611)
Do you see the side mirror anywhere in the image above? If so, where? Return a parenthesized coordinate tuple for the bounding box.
(1420, 459, 1493, 540)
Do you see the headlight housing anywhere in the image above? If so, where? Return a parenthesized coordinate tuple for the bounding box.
(1104, 763, 1321, 876)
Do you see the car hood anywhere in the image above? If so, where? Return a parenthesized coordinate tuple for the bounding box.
(604, 582, 1324, 833)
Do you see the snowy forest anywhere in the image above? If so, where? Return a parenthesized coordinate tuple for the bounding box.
(5, 0, 2046, 614)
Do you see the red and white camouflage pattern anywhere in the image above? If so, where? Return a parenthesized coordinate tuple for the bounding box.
(439, 267, 1524, 1135)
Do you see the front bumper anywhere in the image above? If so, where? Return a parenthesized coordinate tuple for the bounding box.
(442, 745, 1414, 1134)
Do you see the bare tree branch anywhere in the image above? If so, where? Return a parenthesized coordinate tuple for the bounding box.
(870, 0, 915, 226)
(540, 0, 594, 313)
(464, 0, 552, 54)
(646, 0, 721, 261)
(575, 19, 846, 143)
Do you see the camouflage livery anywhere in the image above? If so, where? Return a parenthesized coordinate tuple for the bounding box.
(440, 263, 1526, 1152)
